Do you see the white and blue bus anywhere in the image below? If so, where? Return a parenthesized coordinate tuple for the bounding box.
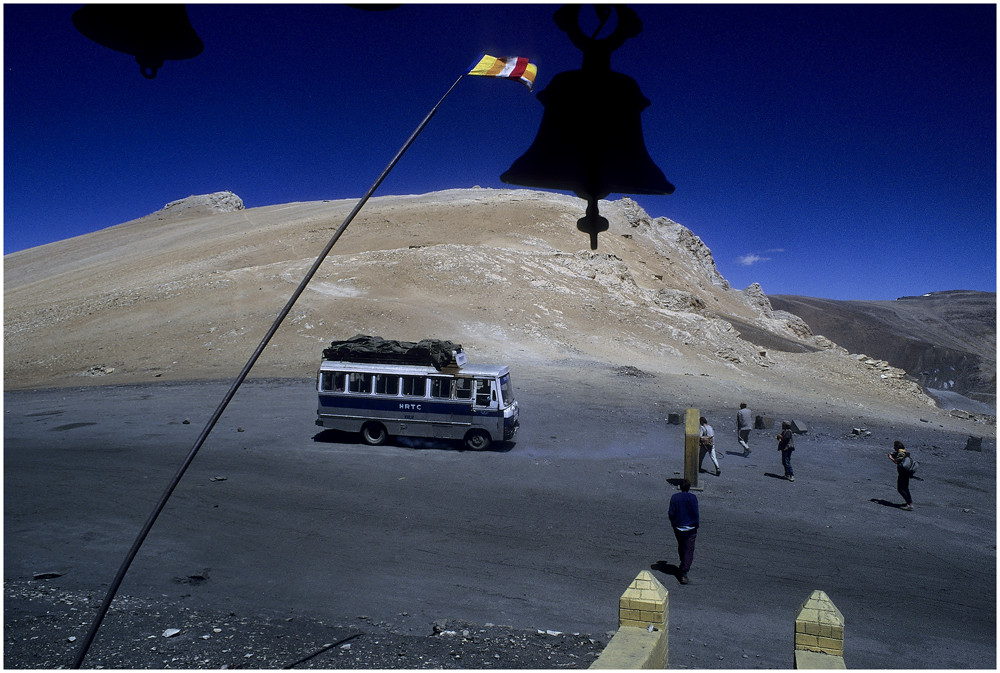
(315, 346, 519, 451)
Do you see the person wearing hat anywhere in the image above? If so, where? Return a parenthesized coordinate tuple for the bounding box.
(776, 421, 795, 481)
(888, 440, 914, 510)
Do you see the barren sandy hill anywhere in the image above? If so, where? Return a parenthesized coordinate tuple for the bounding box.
(3, 188, 991, 433)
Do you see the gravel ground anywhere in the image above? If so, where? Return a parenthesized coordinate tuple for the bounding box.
(5, 377, 995, 670)
(5, 580, 607, 669)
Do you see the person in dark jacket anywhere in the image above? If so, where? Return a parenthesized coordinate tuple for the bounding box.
(888, 440, 914, 510)
(668, 479, 699, 584)
(777, 421, 795, 481)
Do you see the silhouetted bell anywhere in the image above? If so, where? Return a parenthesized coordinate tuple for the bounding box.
(72, 4, 204, 79)
(501, 5, 674, 249)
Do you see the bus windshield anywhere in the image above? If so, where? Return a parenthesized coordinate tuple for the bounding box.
(498, 373, 515, 406)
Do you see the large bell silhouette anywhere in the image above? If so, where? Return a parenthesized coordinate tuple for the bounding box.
(501, 5, 674, 249)
(72, 4, 204, 79)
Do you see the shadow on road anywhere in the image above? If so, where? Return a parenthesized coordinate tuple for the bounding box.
(650, 560, 685, 584)
(870, 498, 907, 509)
(311, 429, 514, 453)
(763, 472, 789, 480)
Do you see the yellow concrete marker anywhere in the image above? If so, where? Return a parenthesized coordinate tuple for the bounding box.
(793, 589, 846, 668)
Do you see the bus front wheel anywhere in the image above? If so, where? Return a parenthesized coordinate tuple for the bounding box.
(361, 422, 388, 446)
(464, 429, 491, 451)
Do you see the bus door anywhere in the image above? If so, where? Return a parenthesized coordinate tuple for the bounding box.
(473, 378, 498, 410)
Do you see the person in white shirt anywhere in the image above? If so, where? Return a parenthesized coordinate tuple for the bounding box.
(736, 402, 753, 456)
(699, 416, 719, 476)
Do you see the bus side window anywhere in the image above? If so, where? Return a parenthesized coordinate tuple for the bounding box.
(402, 375, 427, 397)
(331, 372, 346, 392)
(348, 372, 372, 393)
(474, 379, 492, 406)
(320, 372, 334, 391)
(455, 378, 473, 400)
(429, 378, 452, 399)
(375, 374, 399, 395)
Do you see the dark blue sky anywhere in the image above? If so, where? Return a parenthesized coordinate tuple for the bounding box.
(4, 3, 996, 300)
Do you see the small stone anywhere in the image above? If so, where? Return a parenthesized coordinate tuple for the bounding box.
(163, 628, 181, 638)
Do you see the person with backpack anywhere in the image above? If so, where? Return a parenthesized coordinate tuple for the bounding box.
(776, 421, 795, 481)
(889, 440, 916, 510)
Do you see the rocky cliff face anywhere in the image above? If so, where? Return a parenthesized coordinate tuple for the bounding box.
(3, 188, 945, 415)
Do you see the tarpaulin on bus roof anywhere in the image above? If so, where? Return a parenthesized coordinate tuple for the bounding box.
(322, 334, 463, 371)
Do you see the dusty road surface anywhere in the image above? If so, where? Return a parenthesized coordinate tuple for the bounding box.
(5, 363, 996, 669)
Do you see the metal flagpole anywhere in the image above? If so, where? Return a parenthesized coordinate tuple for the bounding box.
(72, 71, 469, 668)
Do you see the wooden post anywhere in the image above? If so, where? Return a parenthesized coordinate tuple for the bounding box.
(684, 408, 701, 490)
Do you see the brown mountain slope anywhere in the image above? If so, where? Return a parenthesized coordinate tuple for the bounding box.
(770, 292, 996, 409)
(3, 188, 953, 423)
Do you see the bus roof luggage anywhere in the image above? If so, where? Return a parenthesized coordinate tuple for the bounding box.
(322, 334, 464, 371)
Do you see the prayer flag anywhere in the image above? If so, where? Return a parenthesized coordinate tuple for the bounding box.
(468, 54, 536, 90)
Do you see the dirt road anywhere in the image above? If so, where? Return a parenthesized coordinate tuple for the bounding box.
(4, 365, 995, 668)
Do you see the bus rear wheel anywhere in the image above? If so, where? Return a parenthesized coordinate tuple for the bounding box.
(464, 429, 491, 451)
(361, 422, 388, 446)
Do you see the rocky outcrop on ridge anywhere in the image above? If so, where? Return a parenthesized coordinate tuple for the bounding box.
(151, 190, 245, 220)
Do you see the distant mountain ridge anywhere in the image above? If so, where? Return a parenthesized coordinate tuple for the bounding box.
(770, 291, 996, 409)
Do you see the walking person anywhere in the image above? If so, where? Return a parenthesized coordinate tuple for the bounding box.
(888, 440, 915, 510)
(668, 478, 699, 584)
(776, 421, 795, 481)
(699, 416, 719, 476)
(736, 402, 753, 456)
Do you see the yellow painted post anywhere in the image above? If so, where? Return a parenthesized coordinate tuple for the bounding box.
(591, 571, 670, 669)
(684, 408, 701, 489)
(793, 590, 846, 669)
